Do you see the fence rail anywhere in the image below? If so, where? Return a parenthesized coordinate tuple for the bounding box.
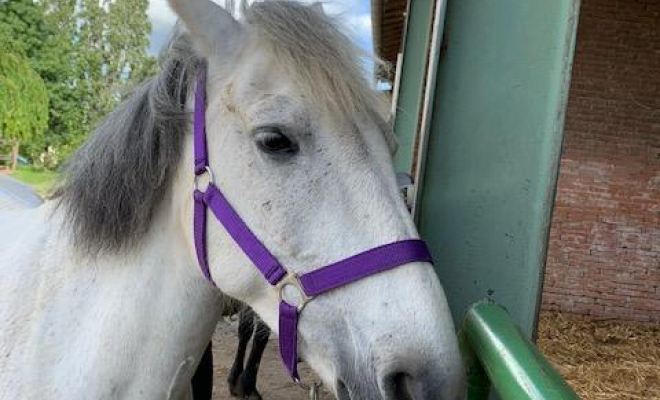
(460, 301, 581, 400)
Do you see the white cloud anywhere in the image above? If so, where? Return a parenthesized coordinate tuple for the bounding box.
(346, 13, 372, 41)
(304, 0, 367, 15)
(298, 2, 373, 51)
(148, 0, 176, 27)
(148, 0, 176, 54)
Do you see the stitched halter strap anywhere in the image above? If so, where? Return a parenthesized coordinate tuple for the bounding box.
(192, 64, 433, 379)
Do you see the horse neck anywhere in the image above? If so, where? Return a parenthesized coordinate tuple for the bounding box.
(46, 187, 222, 397)
(96, 180, 224, 341)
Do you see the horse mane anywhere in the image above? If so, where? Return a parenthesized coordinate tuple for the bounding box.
(55, 1, 392, 255)
(55, 29, 198, 254)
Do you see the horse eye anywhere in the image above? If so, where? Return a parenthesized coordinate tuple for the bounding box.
(255, 127, 298, 155)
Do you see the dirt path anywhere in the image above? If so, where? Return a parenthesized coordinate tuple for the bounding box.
(210, 319, 331, 400)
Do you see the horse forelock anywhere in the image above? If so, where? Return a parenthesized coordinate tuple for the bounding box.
(244, 2, 392, 125)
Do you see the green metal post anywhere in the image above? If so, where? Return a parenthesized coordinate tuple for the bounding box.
(392, 0, 436, 174)
(460, 302, 582, 400)
(415, 0, 581, 337)
(459, 330, 491, 400)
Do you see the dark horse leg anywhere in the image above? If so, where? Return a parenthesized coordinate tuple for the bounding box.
(191, 341, 214, 400)
(227, 308, 254, 395)
(236, 318, 270, 400)
(228, 310, 271, 400)
(190, 308, 271, 400)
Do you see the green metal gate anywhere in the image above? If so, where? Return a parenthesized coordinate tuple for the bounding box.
(389, 0, 583, 398)
(393, 0, 581, 342)
(460, 302, 581, 400)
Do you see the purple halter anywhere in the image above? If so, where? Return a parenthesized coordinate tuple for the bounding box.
(192, 64, 434, 379)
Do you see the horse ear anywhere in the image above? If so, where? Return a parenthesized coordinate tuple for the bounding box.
(168, 0, 242, 57)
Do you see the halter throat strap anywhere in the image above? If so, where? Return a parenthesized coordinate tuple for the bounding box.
(192, 63, 433, 379)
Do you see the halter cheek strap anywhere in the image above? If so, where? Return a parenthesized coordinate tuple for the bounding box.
(192, 64, 434, 379)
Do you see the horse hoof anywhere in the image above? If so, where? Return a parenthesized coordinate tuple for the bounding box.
(228, 382, 243, 398)
(227, 369, 242, 396)
(245, 390, 263, 400)
(228, 385, 262, 400)
(228, 380, 263, 400)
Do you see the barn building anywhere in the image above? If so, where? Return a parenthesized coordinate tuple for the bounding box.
(541, 0, 660, 322)
(372, 0, 660, 322)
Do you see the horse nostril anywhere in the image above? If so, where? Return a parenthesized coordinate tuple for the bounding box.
(384, 372, 415, 400)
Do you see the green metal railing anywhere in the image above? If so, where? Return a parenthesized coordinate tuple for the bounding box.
(459, 302, 582, 400)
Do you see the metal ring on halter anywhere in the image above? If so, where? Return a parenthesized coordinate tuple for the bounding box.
(276, 272, 314, 312)
(194, 166, 215, 191)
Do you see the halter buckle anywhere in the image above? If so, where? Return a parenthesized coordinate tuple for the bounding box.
(194, 166, 215, 191)
(276, 272, 314, 312)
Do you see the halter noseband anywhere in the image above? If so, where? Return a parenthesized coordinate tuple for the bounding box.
(192, 64, 434, 379)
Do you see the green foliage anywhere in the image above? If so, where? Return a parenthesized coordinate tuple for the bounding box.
(0, 0, 79, 162)
(77, 0, 154, 131)
(0, 37, 49, 143)
(0, 0, 156, 169)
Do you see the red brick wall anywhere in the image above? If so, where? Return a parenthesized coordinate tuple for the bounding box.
(541, 0, 660, 321)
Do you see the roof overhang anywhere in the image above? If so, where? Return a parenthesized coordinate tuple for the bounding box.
(371, 0, 408, 68)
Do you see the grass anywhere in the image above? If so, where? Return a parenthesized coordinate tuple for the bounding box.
(8, 166, 58, 196)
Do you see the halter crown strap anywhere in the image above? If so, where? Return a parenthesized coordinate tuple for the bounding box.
(194, 66, 209, 175)
(192, 64, 434, 380)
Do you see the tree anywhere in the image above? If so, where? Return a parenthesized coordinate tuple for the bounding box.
(0, 0, 155, 168)
(0, 0, 81, 163)
(77, 0, 155, 126)
(0, 33, 49, 169)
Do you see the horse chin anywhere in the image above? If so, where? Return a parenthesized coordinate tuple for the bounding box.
(299, 344, 465, 400)
(297, 301, 466, 400)
(325, 368, 465, 400)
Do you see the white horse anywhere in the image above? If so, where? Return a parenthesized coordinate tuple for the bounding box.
(0, 1, 464, 399)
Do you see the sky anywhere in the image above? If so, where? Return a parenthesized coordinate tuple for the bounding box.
(147, 0, 373, 56)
